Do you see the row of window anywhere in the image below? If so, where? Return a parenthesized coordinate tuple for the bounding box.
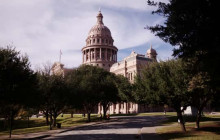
(111, 103, 135, 110)
(87, 38, 113, 45)
(89, 63, 111, 67)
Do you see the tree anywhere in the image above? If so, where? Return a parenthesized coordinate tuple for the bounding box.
(115, 75, 133, 102)
(147, 0, 219, 129)
(67, 65, 102, 122)
(37, 71, 67, 128)
(0, 46, 38, 138)
(99, 73, 119, 119)
(188, 72, 213, 128)
(134, 60, 190, 132)
(65, 69, 84, 118)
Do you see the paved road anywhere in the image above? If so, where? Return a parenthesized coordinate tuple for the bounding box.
(44, 116, 165, 140)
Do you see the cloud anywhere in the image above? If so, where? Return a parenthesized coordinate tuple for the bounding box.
(0, 0, 171, 69)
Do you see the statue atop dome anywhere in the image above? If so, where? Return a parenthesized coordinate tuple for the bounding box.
(97, 10, 103, 25)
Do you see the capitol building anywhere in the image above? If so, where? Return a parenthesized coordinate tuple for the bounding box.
(52, 11, 158, 114)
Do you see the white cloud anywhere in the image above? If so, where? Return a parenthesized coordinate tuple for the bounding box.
(0, 0, 171, 69)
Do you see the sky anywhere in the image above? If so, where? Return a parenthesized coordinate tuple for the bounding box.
(0, 0, 173, 69)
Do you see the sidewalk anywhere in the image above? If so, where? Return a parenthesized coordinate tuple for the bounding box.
(140, 126, 164, 140)
(0, 120, 113, 140)
(139, 116, 168, 140)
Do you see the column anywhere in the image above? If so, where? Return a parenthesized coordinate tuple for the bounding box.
(100, 48, 102, 60)
(89, 49, 91, 62)
(98, 103, 101, 114)
(113, 51, 115, 61)
(124, 102, 127, 114)
(94, 48, 97, 60)
(116, 51, 117, 62)
(110, 49, 112, 61)
(105, 48, 107, 60)
(116, 103, 120, 114)
(82, 51, 84, 63)
(135, 104, 138, 113)
(112, 105, 114, 114)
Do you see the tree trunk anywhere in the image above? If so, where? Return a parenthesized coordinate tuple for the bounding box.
(71, 112, 73, 118)
(103, 104, 107, 119)
(46, 114, 49, 125)
(3, 116, 8, 130)
(27, 116, 29, 128)
(45, 110, 49, 125)
(195, 106, 204, 129)
(195, 99, 208, 129)
(87, 112, 91, 122)
(53, 114, 57, 127)
(177, 110, 186, 132)
(49, 114, 53, 130)
(9, 110, 13, 138)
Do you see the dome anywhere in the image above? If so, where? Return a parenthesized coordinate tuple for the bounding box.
(88, 11, 112, 37)
(88, 24, 111, 37)
(147, 45, 157, 55)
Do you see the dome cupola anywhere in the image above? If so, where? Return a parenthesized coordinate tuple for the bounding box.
(82, 10, 118, 71)
(88, 11, 112, 41)
(146, 45, 157, 61)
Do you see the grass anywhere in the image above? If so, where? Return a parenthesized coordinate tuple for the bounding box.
(0, 114, 99, 136)
(110, 112, 176, 117)
(156, 113, 220, 140)
(137, 112, 176, 116)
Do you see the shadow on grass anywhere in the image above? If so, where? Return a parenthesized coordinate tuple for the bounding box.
(110, 113, 137, 117)
(158, 132, 196, 140)
(162, 115, 220, 125)
(158, 122, 220, 140)
(198, 122, 220, 135)
(0, 118, 46, 131)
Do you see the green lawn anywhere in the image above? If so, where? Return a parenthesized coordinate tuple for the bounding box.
(0, 114, 99, 136)
(156, 113, 220, 140)
(110, 112, 176, 117)
(137, 112, 176, 116)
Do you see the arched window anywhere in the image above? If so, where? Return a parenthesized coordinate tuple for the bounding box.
(97, 39, 100, 43)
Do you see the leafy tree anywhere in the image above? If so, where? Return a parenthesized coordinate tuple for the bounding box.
(67, 65, 102, 122)
(115, 75, 133, 102)
(67, 65, 123, 121)
(36, 65, 51, 126)
(134, 60, 190, 132)
(0, 46, 38, 138)
(99, 73, 119, 119)
(188, 72, 213, 128)
(147, 0, 219, 129)
(37, 66, 67, 128)
(65, 69, 84, 118)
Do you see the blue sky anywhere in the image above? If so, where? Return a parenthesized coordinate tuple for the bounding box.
(0, 0, 173, 69)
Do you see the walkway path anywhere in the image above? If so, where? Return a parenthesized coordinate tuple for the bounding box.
(44, 116, 165, 140)
(0, 115, 166, 140)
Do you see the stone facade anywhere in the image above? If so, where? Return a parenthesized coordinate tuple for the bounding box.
(98, 50, 157, 114)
